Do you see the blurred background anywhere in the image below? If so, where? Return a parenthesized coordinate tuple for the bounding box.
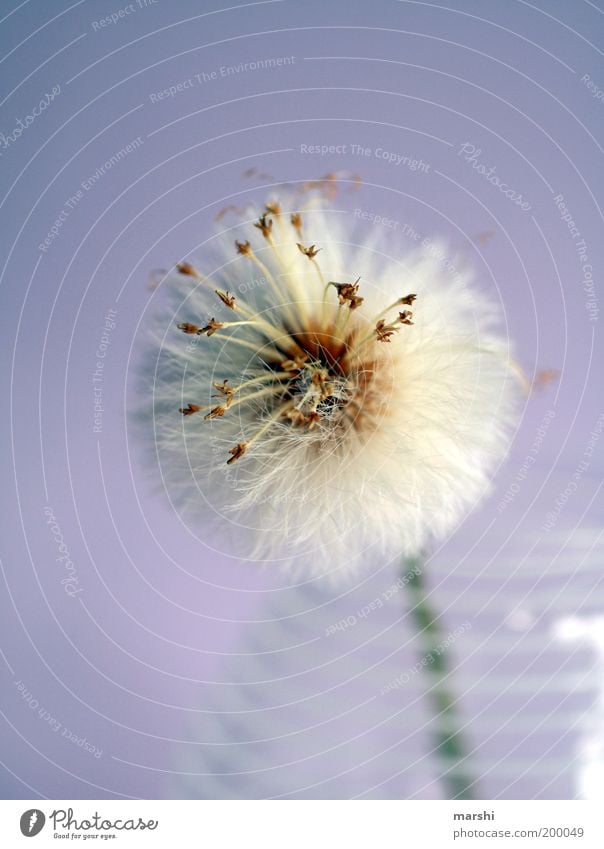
(0, 0, 602, 799)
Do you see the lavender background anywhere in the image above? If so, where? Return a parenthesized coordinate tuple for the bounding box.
(0, 0, 603, 799)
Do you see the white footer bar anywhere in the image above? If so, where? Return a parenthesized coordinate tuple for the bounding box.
(1, 800, 602, 848)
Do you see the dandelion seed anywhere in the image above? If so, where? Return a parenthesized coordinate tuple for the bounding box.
(199, 319, 224, 337)
(204, 405, 226, 420)
(212, 379, 235, 406)
(215, 289, 237, 309)
(178, 403, 202, 416)
(176, 261, 202, 278)
(375, 319, 400, 342)
(332, 278, 364, 310)
(290, 212, 303, 236)
(177, 322, 202, 335)
(253, 213, 273, 239)
(227, 442, 247, 464)
(297, 242, 321, 259)
(235, 240, 252, 256)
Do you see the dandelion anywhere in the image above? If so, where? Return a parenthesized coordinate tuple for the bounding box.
(146, 190, 520, 574)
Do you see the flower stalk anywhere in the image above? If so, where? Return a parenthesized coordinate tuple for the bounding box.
(405, 557, 475, 800)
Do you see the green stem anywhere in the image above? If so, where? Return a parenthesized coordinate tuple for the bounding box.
(404, 556, 475, 800)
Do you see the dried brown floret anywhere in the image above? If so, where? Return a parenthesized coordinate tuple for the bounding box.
(215, 289, 237, 309)
(235, 240, 252, 256)
(375, 320, 399, 342)
(290, 212, 302, 235)
(177, 322, 201, 335)
(176, 261, 201, 278)
(200, 319, 224, 337)
(227, 442, 247, 464)
(334, 278, 364, 310)
(178, 403, 202, 416)
(297, 242, 321, 259)
(254, 213, 273, 239)
(204, 405, 226, 420)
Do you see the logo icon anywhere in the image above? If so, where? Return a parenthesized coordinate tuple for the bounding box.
(19, 810, 45, 837)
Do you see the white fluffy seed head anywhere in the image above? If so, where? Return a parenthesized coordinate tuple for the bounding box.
(144, 192, 520, 578)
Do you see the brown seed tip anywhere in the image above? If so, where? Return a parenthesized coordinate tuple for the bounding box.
(176, 261, 201, 278)
(398, 310, 414, 325)
(399, 293, 417, 306)
(281, 353, 309, 371)
(200, 318, 224, 337)
(212, 379, 235, 407)
(178, 403, 202, 416)
(204, 405, 226, 420)
(290, 212, 302, 234)
(215, 289, 237, 309)
(265, 201, 281, 216)
(534, 369, 558, 390)
(254, 213, 273, 239)
(297, 242, 321, 259)
(236, 240, 252, 256)
(227, 442, 247, 464)
(334, 278, 364, 310)
(177, 322, 201, 335)
(375, 319, 399, 342)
